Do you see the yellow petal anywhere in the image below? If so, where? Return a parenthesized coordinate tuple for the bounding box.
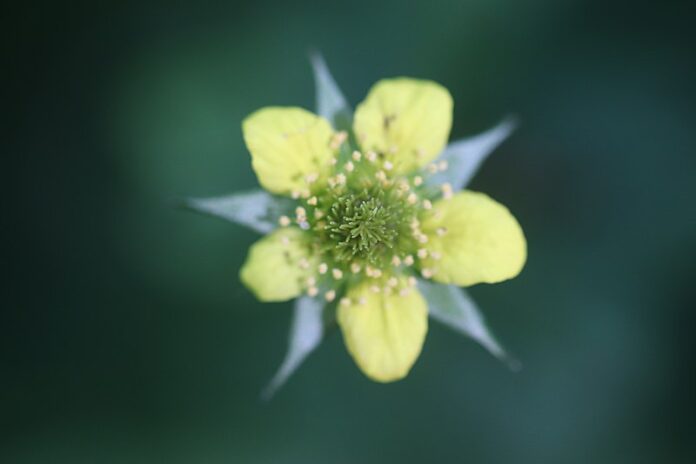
(421, 191, 526, 286)
(338, 280, 428, 382)
(242, 107, 335, 195)
(353, 78, 453, 174)
(240, 228, 315, 302)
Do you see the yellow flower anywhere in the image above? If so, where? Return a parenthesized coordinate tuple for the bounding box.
(187, 56, 526, 392)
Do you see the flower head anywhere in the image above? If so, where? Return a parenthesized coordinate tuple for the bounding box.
(188, 56, 526, 392)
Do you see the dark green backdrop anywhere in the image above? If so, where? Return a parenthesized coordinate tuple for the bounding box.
(6, 0, 695, 462)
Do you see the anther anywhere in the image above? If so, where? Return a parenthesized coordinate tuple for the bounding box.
(305, 173, 319, 184)
(335, 173, 347, 185)
(391, 255, 402, 266)
(307, 196, 318, 206)
(427, 163, 438, 174)
(407, 276, 417, 287)
(384, 161, 394, 171)
(332, 268, 343, 280)
(351, 262, 362, 274)
(330, 131, 348, 150)
(417, 248, 429, 259)
(278, 215, 291, 227)
(295, 206, 306, 218)
(403, 255, 415, 266)
(438, 160, 449, 171)
(314, 209, 325, 219)
(387, 277, 398, 287)
(376, 170, 387, 182)
(352, 150, 362, 161)
(370, 285, 381, 294)
(422, 199, 433, 210)
(345, 161, 355, 172)
(413, 176, 423, 186)
(325, 290, 336, 302)
(340, 297, 351, 307)
(407, 193, 418, 205)
(421, 268, 435, 279)
(399, 288, 411, 297)
(307, 286, 319, 297)
(441, 183, 453, 199)
(318, 263, 328, 274)
(291, 190, 301, 199)
(366, 151, 377, 162)
(436, 227, 448, 236)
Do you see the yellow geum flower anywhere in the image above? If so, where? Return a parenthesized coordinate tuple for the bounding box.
(187, 55, 526, 395)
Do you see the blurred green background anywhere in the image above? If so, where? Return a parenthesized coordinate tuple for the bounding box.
(5, 0, 696, 462)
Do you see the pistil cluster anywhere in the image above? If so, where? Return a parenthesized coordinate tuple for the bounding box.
(276, 131, 453, 305)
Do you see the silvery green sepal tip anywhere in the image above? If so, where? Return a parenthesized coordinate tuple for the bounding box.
(426, 117, 517, 191)
(418, 279, 520, 371)
(261, 295, 325, 400)
(184, 190, 291, 234)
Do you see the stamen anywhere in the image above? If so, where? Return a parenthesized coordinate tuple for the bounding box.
(384, 161, 394, 171)
(407, 276, 417, 287)
(407, 193, 418, 205)
(422, 199, 433, 210)
(375, 170, 387, 182)
(413, 176, 423, 187)
(387, 277, 398, 287)
(403, 255, 414, 266)
(345, 161, 355, 172)
(325, 290, 336, 302)
(330, 131, 348, 150)
(307, 196, 318, 206)
(278, 215, 291, 227)
(438, 160, 449, 171)
(318, 263, 328, 274)
(417, 248, 428, 259)
(352, 150, 362, 161)
(366, 151, 377, 162)
(391, 255, 402, 266)
(340, 297, 351, 307)
(332, 268, 343, 280)
(305, 173, 319, 184)
(306, 276, 316, 286)
(351, 262, 362, 274)
(307, 286, 319, 297)
(421, 268, 434, 278)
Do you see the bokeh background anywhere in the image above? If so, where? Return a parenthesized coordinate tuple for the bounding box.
(6, 0, 696, 462)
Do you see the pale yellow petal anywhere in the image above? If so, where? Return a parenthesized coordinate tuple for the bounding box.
(421, 191, 526, 286)
(353, 78, 453, 174)
(338, 280, 428, 382)
(240, 228, 315, 302)
(242, 107, 335, 195)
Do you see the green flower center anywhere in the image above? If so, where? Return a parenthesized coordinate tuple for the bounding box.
(324, 185, 409, 266)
